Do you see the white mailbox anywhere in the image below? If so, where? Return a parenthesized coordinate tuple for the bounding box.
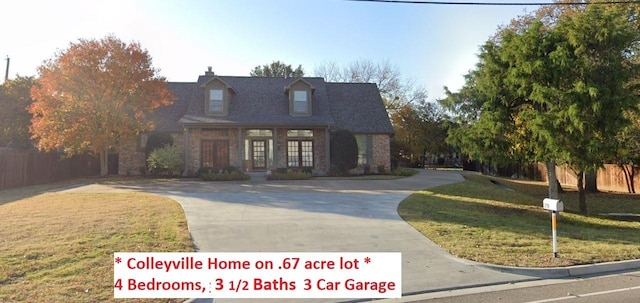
(543, 198, 563, 212)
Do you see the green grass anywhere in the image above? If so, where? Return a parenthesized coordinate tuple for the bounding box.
(0, 192, 194, 302)
(398, 173, 640, 267)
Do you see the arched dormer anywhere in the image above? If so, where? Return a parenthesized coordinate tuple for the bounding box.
(200, 77, 237, 116)
(284, 78, 315, 117)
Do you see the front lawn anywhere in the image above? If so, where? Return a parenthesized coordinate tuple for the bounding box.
(398, 174, 640, 267)
(0, 192, 193, 302)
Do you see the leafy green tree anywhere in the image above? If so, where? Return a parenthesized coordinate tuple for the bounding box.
(0, 76, 37, 149)
(250, 60, 304, 78)
(444, 3, 640, 214)
(329, 129, 358, 175)
(391, 101, 450, 164)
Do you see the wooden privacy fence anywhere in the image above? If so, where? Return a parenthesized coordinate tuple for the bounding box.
(476, 162, 639, 193)
(536, 163, 640, 193)
(0, 150, 100, 190)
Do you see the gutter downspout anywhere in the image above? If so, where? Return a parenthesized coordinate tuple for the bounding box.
(325, 126, 331, 175)
(183, 127, 190, 176)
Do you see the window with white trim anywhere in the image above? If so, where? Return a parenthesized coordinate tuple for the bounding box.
(287, 140, 313, 168)
(356, 134, 368, 165)
(209, 89, 224, 113)
(293, 90, 308, 113)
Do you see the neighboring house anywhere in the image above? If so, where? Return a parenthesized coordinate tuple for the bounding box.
(118, 69, 394, 176)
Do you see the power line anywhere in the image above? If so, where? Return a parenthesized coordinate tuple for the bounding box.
(347, 0, 638, 5)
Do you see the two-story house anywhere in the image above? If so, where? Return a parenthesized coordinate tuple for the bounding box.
(118, 68, 394, 176)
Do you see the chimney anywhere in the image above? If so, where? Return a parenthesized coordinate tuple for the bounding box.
(205, 66, 215, 76)
(4, 56, 9, 83)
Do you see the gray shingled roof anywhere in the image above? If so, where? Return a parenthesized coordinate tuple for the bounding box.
(180, 76, 335, 127)
(152, 75, 393, 134)
(326, 82, 394, 134)
(149, 82, 194, 132)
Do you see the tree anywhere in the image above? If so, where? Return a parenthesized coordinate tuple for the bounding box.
(314, 59, 428, 113)
(329, 129, 358, 175)
(443, 3, 640, 214)
(250, 60, 304, 78)
(0, 76, 37, 149)
(391, 101, 450, 164)
(29, 36, 175, 176)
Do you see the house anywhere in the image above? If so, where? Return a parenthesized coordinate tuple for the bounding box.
(118, 69, 394, 176)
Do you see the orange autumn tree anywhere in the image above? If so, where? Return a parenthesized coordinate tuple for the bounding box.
(29, 36, 174, 176)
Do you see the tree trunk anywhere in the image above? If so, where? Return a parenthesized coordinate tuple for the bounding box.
(99, 149, 109, 176)
(577, 171, 588, 215)
(585, 170, 598, 193)
(621, 164, 636, 194)
(547, 161, 559, 199)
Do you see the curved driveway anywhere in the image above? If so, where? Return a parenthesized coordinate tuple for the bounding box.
(62, 169, 535, 301)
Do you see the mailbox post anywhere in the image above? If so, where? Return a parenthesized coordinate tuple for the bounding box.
(543, 198, 563, 258)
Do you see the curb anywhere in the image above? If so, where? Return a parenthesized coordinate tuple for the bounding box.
(476, 258, 640, 279)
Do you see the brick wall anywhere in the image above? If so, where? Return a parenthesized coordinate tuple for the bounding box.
(313, 128, 327, 174)
(186, 128, 239, 175)
(118, 136, 145, 175)
(118, 132, 184, 175)
(273, 128, 328, 174)
(372, 134, 391, 173)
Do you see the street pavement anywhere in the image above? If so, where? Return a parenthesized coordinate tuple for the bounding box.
(57, 169, 640, 303)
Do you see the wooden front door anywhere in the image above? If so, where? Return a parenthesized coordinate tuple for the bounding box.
(252, 140, 267, 170)
(201, 140, 229, 170)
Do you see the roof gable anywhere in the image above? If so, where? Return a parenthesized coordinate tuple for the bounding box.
(326, 82, 394, 134)
(199, 76, 237, 94)
(284, 78, 315, 94)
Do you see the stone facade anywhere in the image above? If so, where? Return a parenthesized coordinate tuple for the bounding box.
(185, 127, 329, 175)
(118, 136, 146, 175)
(372, 134, 391, 173)
(185, 128, 240, 175)
(119, 129, 388, 176)
(118, 132, 183, 175)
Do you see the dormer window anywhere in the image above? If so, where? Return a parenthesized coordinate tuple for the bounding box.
(201, 77, 236, 116)
(209, 89, 224, 113)
(293, 91, 308, 113)
(285, 79, 314, 117)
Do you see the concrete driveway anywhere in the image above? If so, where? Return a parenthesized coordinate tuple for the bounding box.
(61, 169, 536, 302)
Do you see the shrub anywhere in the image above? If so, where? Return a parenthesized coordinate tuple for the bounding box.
(146, 144, 184, 177)
(221, 166, 241, 173)
(390, 167, 418, 177)
(145, 132, 174, 158)
(330, 129, 358, 176)
(363, 165, 371, 175)
(201, 170, 250, 181)
(267, 170, 312, 181)
(377, 165, 387, 175)
(196, 167, 214, 177)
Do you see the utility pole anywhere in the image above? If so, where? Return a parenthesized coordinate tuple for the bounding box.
(4, 56, 9, 83)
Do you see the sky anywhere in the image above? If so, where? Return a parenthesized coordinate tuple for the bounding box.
(1, 0, 540, 100)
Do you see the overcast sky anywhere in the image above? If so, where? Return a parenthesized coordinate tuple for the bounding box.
(2, 0, 539, 100)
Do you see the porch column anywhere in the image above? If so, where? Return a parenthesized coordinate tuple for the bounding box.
(182, 127, 190, 176)
(273, 127, 278, 169)
(325, 127, 331, 174)
(237, 127, 243, 169)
